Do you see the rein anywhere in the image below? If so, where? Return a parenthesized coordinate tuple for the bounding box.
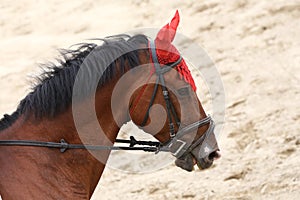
(0, 136, 167, 153)
(0, 40, 215, 158)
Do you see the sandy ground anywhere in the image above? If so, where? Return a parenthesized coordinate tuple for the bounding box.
(1, 0, 299, 199)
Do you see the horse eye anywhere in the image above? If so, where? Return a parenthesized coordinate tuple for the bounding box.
(177, 86, 190, 96)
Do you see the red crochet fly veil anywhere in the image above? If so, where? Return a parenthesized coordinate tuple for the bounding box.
(150, 10, 196, 91)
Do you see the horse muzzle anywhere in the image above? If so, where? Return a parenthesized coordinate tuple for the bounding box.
(173, 118, 221, 172)
(194, 148, 221, 170)
(174, 145, 220, 172)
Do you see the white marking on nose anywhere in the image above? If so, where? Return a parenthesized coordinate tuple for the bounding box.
(204, 146, 210, 153)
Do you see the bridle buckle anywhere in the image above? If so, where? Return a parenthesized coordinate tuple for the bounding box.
(168, 139, 186, 157)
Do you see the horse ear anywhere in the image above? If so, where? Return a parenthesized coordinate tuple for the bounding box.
(155, 10, 180, 43)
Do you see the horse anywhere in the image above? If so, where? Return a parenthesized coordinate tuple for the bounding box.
(0, 11, 220, 199)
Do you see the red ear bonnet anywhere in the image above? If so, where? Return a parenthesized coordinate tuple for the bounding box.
(154, 10, 196, 91)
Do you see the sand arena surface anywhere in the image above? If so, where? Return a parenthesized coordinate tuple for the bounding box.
(0, 0, 299, 199)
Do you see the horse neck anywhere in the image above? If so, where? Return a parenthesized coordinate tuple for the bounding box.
(0, 80, 123, 200)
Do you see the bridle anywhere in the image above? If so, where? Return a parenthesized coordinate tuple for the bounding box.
(0, 40, 215, 158)
(138, 40, 215, 158)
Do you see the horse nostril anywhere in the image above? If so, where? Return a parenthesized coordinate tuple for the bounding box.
(208, 151, 221, 161)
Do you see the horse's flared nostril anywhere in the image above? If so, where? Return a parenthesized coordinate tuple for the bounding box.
(208, 150, 221, 161)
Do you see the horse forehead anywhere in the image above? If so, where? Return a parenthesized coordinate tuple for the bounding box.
(164, 69, 189, 88)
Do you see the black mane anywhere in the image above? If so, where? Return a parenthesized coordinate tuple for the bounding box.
(0, 34, 148, 131)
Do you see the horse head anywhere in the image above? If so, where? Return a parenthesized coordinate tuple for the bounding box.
(128, 11, 220, 171)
